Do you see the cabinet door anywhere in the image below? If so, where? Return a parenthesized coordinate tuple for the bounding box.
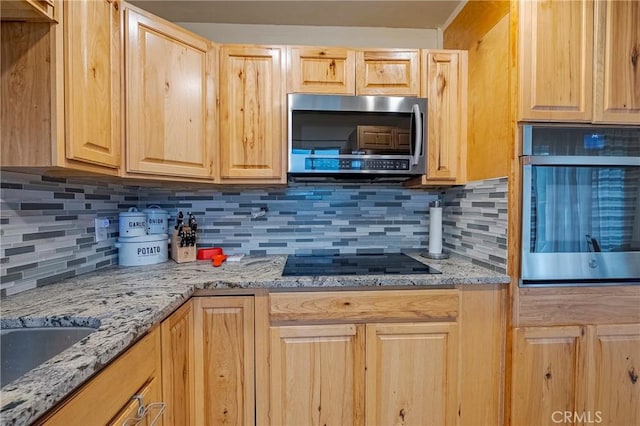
(356, 125, 395, 150)
(519, 0, 594, 121)
(219, 45, 286, 183)
(109, 375, 164, 426)
(193, 297, 255, 426)
(288, 46, 356, 94)
(511, 326, 588, 426)
(365, 322, 458, 426)
(64, 0, 121, 169)
(422, 50, 466, 184)
(270, 324, 365, 426)
(356, 49, 420, 96)
(161, 301, 194, 426)
(589, 324, 640, 425)
(594, 0, 640, 124)
(125, 6, 216, 179)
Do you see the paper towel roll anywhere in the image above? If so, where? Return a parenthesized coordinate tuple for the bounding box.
(428, 206, 443, 255)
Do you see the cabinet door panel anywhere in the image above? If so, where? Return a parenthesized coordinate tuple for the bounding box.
(270, 324, 365, 426)
(161, 301, 194, 426)
(193, 297, 254, 426)
(365, 322, 458, 426)
(288, 46, 355, 94)
(594, 0, 640, 123)
(590, 324, 640, 426)
(356, 49, 420, 96)
(219, 45, 286, 182)
(65, 0, 120, 168)
(125, 7, 215, 179)
(511, 326, 588, 426)
(109, 376, 163, 426)
(519, 0, 594, 121)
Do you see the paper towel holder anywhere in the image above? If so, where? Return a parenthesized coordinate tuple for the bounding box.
(421, 200, 450, 260)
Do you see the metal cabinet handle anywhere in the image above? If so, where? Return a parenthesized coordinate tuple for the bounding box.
(121, 394, 165, 426)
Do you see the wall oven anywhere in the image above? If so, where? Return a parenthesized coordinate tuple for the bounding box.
(288, 94, 426, 176)
(521, 125, 640, 286)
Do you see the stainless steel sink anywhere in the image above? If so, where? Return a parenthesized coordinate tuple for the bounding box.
(1, 326, 97, 387)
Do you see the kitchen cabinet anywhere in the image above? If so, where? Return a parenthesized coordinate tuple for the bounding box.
(365, 322, 458, 426)
(593, 0, 640, 124)
(356, 48, 420, 96)
(519, 0, 639, 124)
(406, 49, 467, 187)
(511, 323, 640, 426)
(38, 328, 164, 425)
(124, 4, 217, 180)
(193, 296, 255, 426)
(287, 46, 356, 94)
(1, 0, 55, 22)
(219, 44, 287, 183)
(160, 300, 194, 426)
(1, 0, 121, 176)
(270, 324, 366, 425)
(268, 287, 505, 426)
(287, 46, 420, 96)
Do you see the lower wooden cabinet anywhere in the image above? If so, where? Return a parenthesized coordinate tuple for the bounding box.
(511, 323, 640, 426)
(193, 296, 255, 426)
(39, 328, 163, 426)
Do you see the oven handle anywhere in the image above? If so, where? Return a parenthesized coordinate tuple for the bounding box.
(411, 104, 422, 166)
(523, 155, 639, 166)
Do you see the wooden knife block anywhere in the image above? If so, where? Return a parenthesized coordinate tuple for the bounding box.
(170, 228, 196, 263)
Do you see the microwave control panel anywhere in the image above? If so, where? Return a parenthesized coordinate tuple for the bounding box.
(305, 157, 410, 171)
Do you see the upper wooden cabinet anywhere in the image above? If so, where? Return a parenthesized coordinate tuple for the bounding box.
(288, 46, 420, 96)
(1, 0, 121, 175)
(593, 0, 640, 123)
(287, 46, 356, 94)
(356, 48, 420, 96)
(219, 44, 287, 183)
(519, 0, 639, 124)
(124, 5, 216, 180)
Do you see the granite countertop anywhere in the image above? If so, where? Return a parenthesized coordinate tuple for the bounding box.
(0, 253, 509, 425)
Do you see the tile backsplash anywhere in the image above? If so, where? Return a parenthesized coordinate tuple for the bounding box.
(1, 171, 508, 296)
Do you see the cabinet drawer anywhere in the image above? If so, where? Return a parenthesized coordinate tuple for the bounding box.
(39, 328, 161, 425)
(269, 290, 459, 323)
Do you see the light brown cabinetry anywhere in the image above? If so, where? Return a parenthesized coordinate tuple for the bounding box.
(2, 0, 121, 175)
(160, 300, 194, 426)
(124, 5, 216, 180)
(270, 324, 366, 426)
(519, 0, 640, 124)
(1, 0, 55, 22)
(365, 322, 458, 426)
(356, 49, 420, 96)
(39, 328, 164, 425)
(219, 45, 286, 183)
(511, 323, 640, 426)
(287, 46, 355, 94)
(193, 296, 255, 426)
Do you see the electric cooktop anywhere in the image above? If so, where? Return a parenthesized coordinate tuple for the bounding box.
(282, 253, 441, 276)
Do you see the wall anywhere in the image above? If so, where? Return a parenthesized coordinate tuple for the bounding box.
(0, 171, 137, 297)
(1, 172, 507, 296)
(179, 23, 441, 48)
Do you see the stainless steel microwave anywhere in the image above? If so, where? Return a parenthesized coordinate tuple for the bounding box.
(521, 125, 640, 286)
(288, 94, 427, 177)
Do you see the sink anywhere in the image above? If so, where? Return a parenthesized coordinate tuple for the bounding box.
(1, 326, 97, 387)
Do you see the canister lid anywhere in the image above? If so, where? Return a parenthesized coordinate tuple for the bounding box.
(142, 205, 169, 215)
(430, 200, 442, 208)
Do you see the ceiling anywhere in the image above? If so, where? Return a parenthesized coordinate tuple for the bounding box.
(129, 0, 465, 29)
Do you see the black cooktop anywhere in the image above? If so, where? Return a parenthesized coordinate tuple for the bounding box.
(282, 253, 441, 276)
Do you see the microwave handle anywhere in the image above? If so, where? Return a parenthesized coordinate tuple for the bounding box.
(411, 104, 422, 166)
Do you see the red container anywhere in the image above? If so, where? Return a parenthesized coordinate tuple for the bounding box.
(196, 247, 223, 260)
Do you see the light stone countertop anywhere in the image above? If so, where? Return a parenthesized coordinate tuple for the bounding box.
(0, 253, 509, 425)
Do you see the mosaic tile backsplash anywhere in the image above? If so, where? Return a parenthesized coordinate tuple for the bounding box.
(1, 171, 508, 296)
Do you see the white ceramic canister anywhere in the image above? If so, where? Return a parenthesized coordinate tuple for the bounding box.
(143, 205, 170, 235)
(119, 207, 147, 237)
(114, 233, 169, 266)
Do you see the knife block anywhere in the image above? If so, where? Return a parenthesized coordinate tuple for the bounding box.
(170, 228, 196, 263)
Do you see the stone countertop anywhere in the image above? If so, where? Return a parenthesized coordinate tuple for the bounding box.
(0, 253, 509, 425)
